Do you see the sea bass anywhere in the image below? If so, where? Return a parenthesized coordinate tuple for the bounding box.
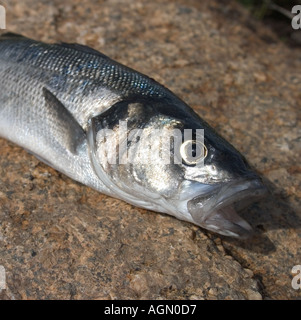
(0, 33, 266, 238)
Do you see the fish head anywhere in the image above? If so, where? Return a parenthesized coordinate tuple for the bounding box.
(88, 98, 267, 238)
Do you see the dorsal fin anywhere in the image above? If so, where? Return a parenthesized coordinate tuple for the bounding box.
(0, 34, 111, 60)
(0, 32, 29, 40)
(58, 42, 110, 60)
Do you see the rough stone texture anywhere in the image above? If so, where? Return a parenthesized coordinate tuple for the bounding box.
(0, 0, 300, 300)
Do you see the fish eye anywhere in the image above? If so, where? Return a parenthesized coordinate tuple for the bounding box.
(180, 140, 208, 165)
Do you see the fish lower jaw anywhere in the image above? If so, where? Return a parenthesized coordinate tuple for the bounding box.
(197, 204, 253, 238)
(187, 178, 267, 238)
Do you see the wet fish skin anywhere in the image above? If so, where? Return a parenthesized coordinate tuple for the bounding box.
(0, 33, 266, 238)
(0, 33, 167, 192)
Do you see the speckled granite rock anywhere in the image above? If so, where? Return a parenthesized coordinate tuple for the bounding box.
(0, 0, 300, 300)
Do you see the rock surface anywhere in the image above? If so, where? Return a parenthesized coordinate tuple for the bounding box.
(0, 0, 300, 299)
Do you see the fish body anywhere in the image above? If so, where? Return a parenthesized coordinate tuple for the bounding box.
(0, 33, 266, 238)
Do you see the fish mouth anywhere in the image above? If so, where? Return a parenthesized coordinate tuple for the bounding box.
(187, 179, 267, 238)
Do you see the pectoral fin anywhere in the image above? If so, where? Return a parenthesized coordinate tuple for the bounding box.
(43, 87, 86, 154)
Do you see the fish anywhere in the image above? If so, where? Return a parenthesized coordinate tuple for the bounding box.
(0, 33, 267, 238)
